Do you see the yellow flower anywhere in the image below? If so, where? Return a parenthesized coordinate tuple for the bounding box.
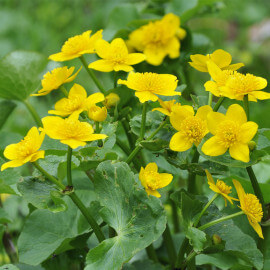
(89, 38, 146, 72)
(31, 66, 81, 96)
(233, 179, 263, 238)
(127, 13, 186, 66)
(189, 49, 244, 72)
(42, 114, 107, 149)
(204, 61, 236, 97)
(48, 84, 104, 117)
(221, 72, 269, 102)
(139, 162, 173, 197)
(205, 170, 237, 206)
(117, 72, 180, 103)
(88, 105, 107, 122)
(1, 127, 45, 171)
(152, 98, 181, 116)
(103, 93, 120, 108)
(49, 30, 103, 62)
(170, 105, 212, 151)
(202, 104, 258, 162)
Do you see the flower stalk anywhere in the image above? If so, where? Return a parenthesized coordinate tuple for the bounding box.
(213, 97, 224, 112)
(67, 146, 73, 187)
(162, 224, 177, 267)
(23, 100, 43, 127)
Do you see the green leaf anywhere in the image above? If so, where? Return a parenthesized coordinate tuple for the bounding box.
(123, 259, 165, 270)
(17, 176, 67, 213)
(0, 208, 12, 224)
(18, 192, 99, 266)
(186, 227, 207, 252)
(140, 138, 169, 151)
(85, 161, 167, 270)
(0, 51, 48, 101)
(0, 265, 19, 270)
(0, 100, 16, 129)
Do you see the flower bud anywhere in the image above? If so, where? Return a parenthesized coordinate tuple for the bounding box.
(104, 93, 120, 108)
(212, 234, 222, 245)
(248, 141, 256, 151)
(88, 105, 107, 122)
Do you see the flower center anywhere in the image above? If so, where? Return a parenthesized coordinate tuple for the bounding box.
(144, 171, 161, 190)
(216, 70, 235, 87)
(43, 68, 69, 90)
(243, 193, 263, 223)
(62, 35, 89, 55)
(226, 73, 261, 96)
(180, 116, 207, 144)
(17, 137, 35, 158)
(216, 180, 232, 194)
(65, 96, 84, 112)
(216, 120, 239, 147)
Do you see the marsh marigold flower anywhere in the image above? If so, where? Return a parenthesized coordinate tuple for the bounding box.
(205, 170, 237, 206)
(189, 49, 244, 73)
(49, 30, 103, 62)
(88, 105, 107, 122)
(42, 114, 107, 149)
(48, 84, 104, 116)
(152, 98, 181, 116)
(31, 66, 81, 96)
(204, 61, 236, 97)
(89, 38, 146, 72)
(118, 72, 180, 103)
(139, 162, 173, 197)
(1, 127, 45, 171)
(170, 105, 212, 152)
(222, 72, 269, 101)
(202, 104, 258, 162)
(233, 179, 263, 238)
(104, 93, 120, 108)
(128, 13, 186, 66)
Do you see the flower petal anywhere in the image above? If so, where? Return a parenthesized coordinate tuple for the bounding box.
(204, 81, 220, 97)
(169, 132, 193, 152)
(201, 136, 228, 156)
(211, 49, 232, 68)
(196, 105, 212, 121)
(247, 216, 264, 239)
(225, 63, 244, 71)
(135, 91, 158, 103)
(125, 53, 146, 65)
(146, 189, 161, 198)
(1, 159, 25, 171)
(229, 142, 250, 162)
(249, 90, 270, 100)
(207, 61, 222, 82)
(238, 122, 258, 143)
(29, 150, 45, 162)
(60, 139, 86, 149)
(205, 169, 215, 185)
(207, 112, 226, 135)
(170, 106, 194, 131)
(226, 104, 247, 125)
(89, 59, 114, 72)
(158, 173, 173, 188)
(152, 107, 170, 116)
(95, 39, 111, 59)
(145, 162, 158, 173)
(144, 46, 166, 66)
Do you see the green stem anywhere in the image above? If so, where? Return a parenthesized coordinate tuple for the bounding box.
(187, 149, 200, 194)
(33, 161, 105, 242)
(162, 224, 177, 267)
(246, 166, 267, 220)
(181, 250, 198, 270)
(67, 146, 73, 187)
(125, 117, 168, 165)
(116, 138, 130, 156)
(60, 85, 69, 97)
(95, 122, 100, 133)
(243, 94, 249, 121)
(213, 97, 225, 112)
(146, 244, 158, 263)
(194, 193, 219, 227)
(23, 100, 43, 127)
(113, 71, 118, 88)
(2, 232, 18, 263)
(80, 55, 106, 94)
(140, 102, 147, 141)
(121, 118, 135, 149)
(208, 92, 213, 106)
(198, 211, 244, 231)
(170, 193, 180, 233)
(175, 238, 189, 268)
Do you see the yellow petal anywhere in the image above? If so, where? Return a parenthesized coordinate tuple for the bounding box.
(167, 37, 180, 59)
(249, 90, 270, 100)
(114, 64, 134, 72)
(201, 136, 228, 156)
(205, 169, 215, 185)
(232, 179, 246, 205)
(65, 66, 82, 83)
(29, 150, 45, 162)
(226, 104, 247, 125)
(139, 167, 147, 188)
(207, 61, 222, 82)
(169, 132, 193, 152)
(144, 46, 167, 66)
(3, 143, 21, 160)
(95, 39, 111, 59)
(60, 139, 86, 149)
(225, 63, 244, 71)
(189, 54, 209, 72)
(1, 159, 25, 171)
(207, 112, 226, 135)
(196, 105, 212, 121)
(254, 77, 267, 90)
(145, 162, 158, 173)
(170, 106, 194, 131)
(135, 91, 158, 103)
(125, 53, 146, 65)
(111, 38, 129, 55)
(42, 116, 65, 140)
(152, 107, 170, 116)
(238, 122, 258, 143)
(69, 83, 87, 99)
(86, 92, 105, 108)
(158, 173, 173, 188)
(247, 216, 264, 239)
(89, 59, 114, 72)
(229, 142, 250, 162)
(204, 81, 220, 97)
(146, 189, 161, 198)
(83, 133, 108, 141)
(211, 49, 232, 69)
